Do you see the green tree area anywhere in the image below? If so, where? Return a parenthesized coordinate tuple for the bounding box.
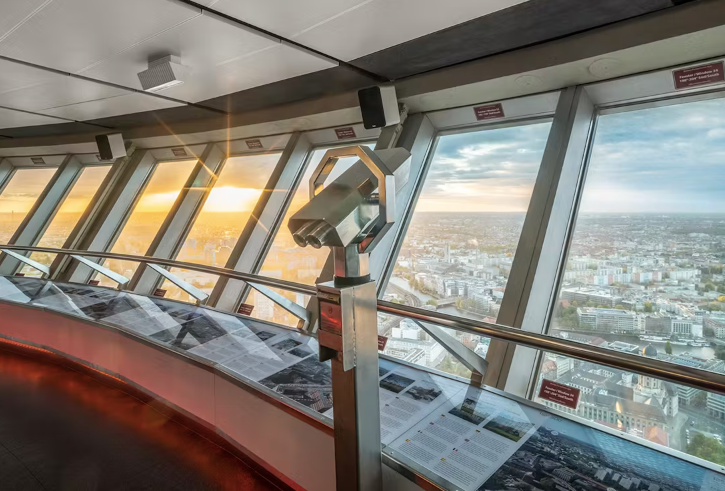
(408, 278, 436, 296)
(699, 302, 723, 312)
(426, 299, 438, 307)
(455, 298, 477, 311)
(556, 305, 580, 328)
(665, 340, 673, 355)
(715, 346, 725, 362)
(688, 433, 725, 466)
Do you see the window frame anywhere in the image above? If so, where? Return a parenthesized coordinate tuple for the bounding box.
(502, 56, 725, 399)
(373, 92, 562, 384)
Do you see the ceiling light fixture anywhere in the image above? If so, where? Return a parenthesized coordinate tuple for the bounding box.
(137, 55, 191, 92)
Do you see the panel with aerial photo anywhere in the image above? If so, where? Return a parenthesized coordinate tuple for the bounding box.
(380, 373, 416, 394)
(448, 397, 495, 426)
(483, 411, 535, 443)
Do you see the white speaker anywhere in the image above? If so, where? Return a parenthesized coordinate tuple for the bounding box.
(95, 133, 126, 161)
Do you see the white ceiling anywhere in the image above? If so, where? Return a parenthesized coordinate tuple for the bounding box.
(214, 0, 529, 61)
(0, 0, 528, 130)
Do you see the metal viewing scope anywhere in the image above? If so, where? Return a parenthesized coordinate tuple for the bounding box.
(288, 145, 411, 268)
(287, 144, 410, 491)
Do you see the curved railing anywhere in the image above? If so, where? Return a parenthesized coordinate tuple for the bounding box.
(3, 245, 725, 397)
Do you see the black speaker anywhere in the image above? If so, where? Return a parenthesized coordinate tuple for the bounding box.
(358, 86, 400, 129)
(95, 133, 126, 161)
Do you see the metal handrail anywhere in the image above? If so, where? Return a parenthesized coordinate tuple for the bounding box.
(0, 245, 317, 296)
(379, 300, 725, 397)
(3, 245, 725, 396)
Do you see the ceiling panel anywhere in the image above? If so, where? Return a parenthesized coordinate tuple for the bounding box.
(39, 93, 183, 121)
(210, 0, 370, 39)
(0, 0, 49, 42)
(0, 107, 65, 130)
(0, 75, 129, 111)
(80, 13, 278, 102)
(295, 0, 529, 61)
(208, 44, 337, 103)
(0, 58, 58, 95)
(0, 0, 200, 73)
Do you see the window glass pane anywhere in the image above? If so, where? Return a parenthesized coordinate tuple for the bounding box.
(380, 123, 551, 376)
(19, 166, 111, 276)
(160, 153, 280, 302)
(540, 97, 725, 465)
(259, 145, 371, 285)
(0, 168, 56, 244)
(99, 160, 196, 286)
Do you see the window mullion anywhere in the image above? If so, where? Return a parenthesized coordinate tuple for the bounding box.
(488, 86, 597, 395)
(0, 155, 82, 275)
(63, 149, 156, 284)
(129, 143, 225, 295)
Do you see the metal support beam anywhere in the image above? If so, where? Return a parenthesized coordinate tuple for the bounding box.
(413, 320, 488, 386)
(371, 113, 436, 293)
(483, 87, 597, 393)
(50, 144, 136, 281)
(210, 133, 311, 311)
(70, 254, 129, 289)
(130, 143, 226, 294)
(63, 149, 156, 284)
(0, 249, 49, 277)
(146, 263, 209, 305)
(0, 159, 15, 200)
(0, 155, 82, 275)
(247, 281, 310, 329)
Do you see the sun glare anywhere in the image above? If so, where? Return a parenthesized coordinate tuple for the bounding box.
(203, 186, 263, 212)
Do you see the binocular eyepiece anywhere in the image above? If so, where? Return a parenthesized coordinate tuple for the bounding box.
(291, 220, 335, 249)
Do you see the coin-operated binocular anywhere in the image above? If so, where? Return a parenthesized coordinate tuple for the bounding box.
(288, 145, 411, 491)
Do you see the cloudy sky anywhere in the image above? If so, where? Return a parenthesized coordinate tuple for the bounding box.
(416, 122, 551, 212)
(415, 96, 725, 213)
(581, 97, 725, 213)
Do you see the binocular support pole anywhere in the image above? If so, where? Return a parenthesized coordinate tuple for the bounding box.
(317, 245, 382, 491)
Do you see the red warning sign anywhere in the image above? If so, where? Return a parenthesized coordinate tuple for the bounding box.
(245, 139, 263, 149)
(237, 303, 254, 316)
(673, 62, 724, 90)
(334, 127, 357, 140)
(538, 379, 580, 409)
(473, 103, 505, 121)
(378, 335, 388, 351)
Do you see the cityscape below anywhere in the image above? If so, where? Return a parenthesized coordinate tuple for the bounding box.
(381, 211, 725, 466)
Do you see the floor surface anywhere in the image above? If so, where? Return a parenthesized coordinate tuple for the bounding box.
(0, 348, 280, 491)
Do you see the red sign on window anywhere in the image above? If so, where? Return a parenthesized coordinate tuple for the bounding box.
(245, 139, 263, 149)
(88, 280, 100, 286)
(378, 335, 388, 351)
(237, 303, 254, 316)
(334, 127, 357, 140)
(538, 379, 580, 409)
(673, 62, 725, 90)
(14, 273, 25, 277)
(473, 103, 505, 121)
(153, 288, 167, 298)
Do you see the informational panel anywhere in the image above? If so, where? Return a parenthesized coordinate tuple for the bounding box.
(386, 385, 725, 491)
